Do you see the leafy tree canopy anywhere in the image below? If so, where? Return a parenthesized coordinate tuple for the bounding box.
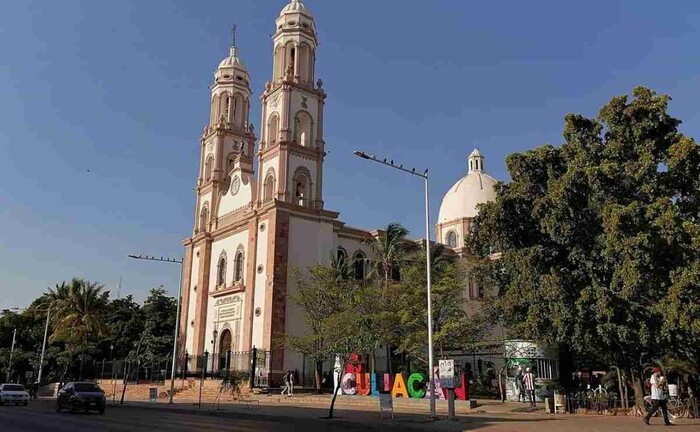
(468, 87, 700, 375)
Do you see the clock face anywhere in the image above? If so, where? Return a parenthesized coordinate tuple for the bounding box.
(231, 176, 241, 195)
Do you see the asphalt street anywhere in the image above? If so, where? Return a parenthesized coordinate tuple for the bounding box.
(3, 399, 699, 431)
(0, 399, 395, 431)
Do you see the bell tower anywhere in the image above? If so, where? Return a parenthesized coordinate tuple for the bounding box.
(257, 0, 326, 210)
(194, 30, 256, 236)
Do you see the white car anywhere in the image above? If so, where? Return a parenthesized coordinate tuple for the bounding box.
(0, 384, 30, 406)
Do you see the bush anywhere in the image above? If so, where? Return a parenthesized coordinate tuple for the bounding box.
(219, 370, 248, 397)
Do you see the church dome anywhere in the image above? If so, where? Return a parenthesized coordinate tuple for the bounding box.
(218, 47, 247, 71)
(280, 0, 313, 17)
(437, 150, 498, 223)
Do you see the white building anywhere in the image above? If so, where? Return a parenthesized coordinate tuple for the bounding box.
(178, 1, 551, 388)
(178, 1, 372, 381)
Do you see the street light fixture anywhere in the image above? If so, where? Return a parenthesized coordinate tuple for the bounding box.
(352, 150, 436, 418)
(128, 253, 184, 404)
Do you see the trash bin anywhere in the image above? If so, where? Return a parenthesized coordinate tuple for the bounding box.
(149, 387, 157, 403)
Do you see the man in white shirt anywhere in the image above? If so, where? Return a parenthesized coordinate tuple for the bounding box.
(643, 367, 672, 426)
(523, 367, 536, 407)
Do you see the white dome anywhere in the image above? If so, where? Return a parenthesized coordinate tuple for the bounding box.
(218, 47, 247, 71)
(280, 0, 313, 17)
(438, 150, 497, 223)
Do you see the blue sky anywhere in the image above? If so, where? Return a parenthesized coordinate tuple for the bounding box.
(1, 0, 699, 310)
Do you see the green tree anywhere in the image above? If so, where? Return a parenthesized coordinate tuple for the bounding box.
(47, 278, 110, 379)
(101, 295, 143, 360)
(392, 246, 487, 364)
(364, 223, 416, 372)
(468, 87, 700, 408)
(141, 287, 177, 359)
(285, 265, 374, 418)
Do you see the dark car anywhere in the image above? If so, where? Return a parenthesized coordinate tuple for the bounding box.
(55, 382, 106, 414)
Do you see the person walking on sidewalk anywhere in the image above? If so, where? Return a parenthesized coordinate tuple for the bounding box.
(515, 368, 526, 403)
(644, 367, 673, 426)
(288, 370, 295, 396)
(523, 367, 536, 407)
(280, 371, 292, 397)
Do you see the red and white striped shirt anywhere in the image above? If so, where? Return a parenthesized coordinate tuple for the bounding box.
(523, 372, 535, 391)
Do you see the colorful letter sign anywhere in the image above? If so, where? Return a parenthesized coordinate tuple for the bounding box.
(391, 374, 409, 398)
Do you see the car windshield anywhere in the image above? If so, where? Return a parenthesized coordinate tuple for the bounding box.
(74, 383, 101, 393)
(3, 384, 24, 391)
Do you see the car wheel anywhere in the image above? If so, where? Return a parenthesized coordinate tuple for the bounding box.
(55, 401, 61, 412)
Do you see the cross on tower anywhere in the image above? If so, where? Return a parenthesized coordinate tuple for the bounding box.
(231, 24, 237, 48)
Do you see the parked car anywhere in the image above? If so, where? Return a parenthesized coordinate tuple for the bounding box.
(0, 383, 30, 406)
(55, 382, 106, 414)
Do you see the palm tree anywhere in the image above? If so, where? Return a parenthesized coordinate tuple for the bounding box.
(329, 252, 353, 283)
(47, 278, 110, 379)
(364, 223, 413, 373)
(365, 223, 411, 291)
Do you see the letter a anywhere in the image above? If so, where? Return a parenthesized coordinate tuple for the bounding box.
(391, 373, 409, 398)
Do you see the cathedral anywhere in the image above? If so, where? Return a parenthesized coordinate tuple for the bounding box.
(177, 0, 515, 382)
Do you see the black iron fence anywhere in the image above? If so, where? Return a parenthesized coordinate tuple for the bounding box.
(68, 349, 272, 387)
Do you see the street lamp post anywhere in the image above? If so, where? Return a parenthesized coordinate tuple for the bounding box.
(37, 305, 51, 385)
(352, 150, 436, 418)
(6, 328, 17, 382)
(128, 254, 184, 404)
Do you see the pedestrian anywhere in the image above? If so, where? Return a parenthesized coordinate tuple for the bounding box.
(643, 367, 673, 426)
(280, 370, 291, 397)
(515, 368, 525, 403)
(288, 370, 295, 396)
(523, 367, 536, 407)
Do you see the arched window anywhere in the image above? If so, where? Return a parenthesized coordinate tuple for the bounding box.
(268, 114, 279, 145)
(264, 171, 276, 203)
(293, 169, 311, 207)
(336, 248, 347, 264)
(274, 45, 285, 80)
(222, 94, 230, 122)
(286, 42, 296, 76)
(353, 252, 366, 280)
(446, 231, 458, 248)
(199, 205, 209, 233)
(204, 155, 214, 181)
(217, 253, 227, 287)
(294, 111, 312, 147)
(234, 251, 244, 283)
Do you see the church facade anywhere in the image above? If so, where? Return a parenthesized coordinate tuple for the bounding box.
(177, 0, 525, 384)
(178, 0, 373, 378)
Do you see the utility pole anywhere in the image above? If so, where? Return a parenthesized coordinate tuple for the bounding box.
(6, 328, 17, 382)
(37, 305, 51, 385)
(128, 254, 184, 404)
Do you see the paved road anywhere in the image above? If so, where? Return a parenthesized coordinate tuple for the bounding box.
(2, 399, 698, 431)
(0, 399, 395, 431)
